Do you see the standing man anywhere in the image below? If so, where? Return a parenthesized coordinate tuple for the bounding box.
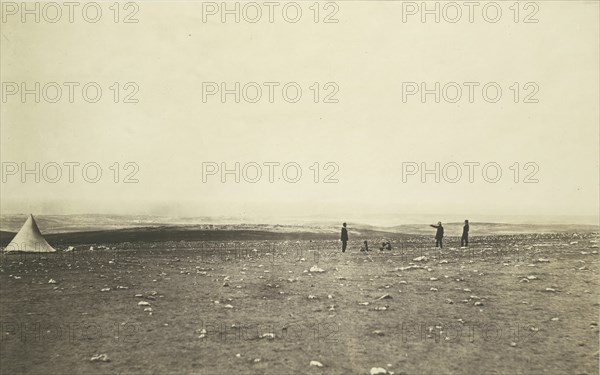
(461, 220, 470, 247)
(341, 222, 348, 252)
(430, 222, 444, 248)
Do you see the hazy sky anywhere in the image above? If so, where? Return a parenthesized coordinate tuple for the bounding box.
(1, 1, 598, 224)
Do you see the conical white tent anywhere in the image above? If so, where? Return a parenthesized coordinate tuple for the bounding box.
(5, 214, 56, 252)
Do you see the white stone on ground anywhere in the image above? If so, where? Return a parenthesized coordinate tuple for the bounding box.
(90, 354, 110, 362)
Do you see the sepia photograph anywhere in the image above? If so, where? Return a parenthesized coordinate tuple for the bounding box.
(0, 1, 599, 374)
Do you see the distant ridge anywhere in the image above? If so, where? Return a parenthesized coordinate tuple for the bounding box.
(0, 214, 597, 239)
(0, 222, 597, 249)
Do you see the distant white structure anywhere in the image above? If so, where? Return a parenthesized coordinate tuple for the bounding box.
(5, 214, 56, 253)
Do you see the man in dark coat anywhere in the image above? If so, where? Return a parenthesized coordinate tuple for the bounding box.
(341, 223, 348, 252)
(430, 222, 444, 248)
(461, 220, 469, 247)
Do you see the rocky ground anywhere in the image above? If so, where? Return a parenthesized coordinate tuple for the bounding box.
(0, 232, 598, 374)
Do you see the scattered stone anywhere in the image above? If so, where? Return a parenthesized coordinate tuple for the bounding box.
(100, 288, 111, 292)
(544, 288, 557, 292)
(48, 279, 57, 284)
(378, 294, 392, 300)
(370, 367, 388, 375)
(309, 266, 325, 273)
(90, 354, 110, 362)
(138, 301, 151, 306)
(310, 360, 323, 367)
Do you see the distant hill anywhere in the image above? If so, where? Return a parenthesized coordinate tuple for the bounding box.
(0, 226, 407, 247)
(383, 222, 599, 236)
(1, 215, 597, 248)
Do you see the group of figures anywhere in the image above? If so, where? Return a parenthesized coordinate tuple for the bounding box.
(358, 239, 392, 252)
(339, 220, 470, 252)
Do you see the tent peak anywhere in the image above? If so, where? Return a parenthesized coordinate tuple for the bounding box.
(5, 214, 55, 253)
